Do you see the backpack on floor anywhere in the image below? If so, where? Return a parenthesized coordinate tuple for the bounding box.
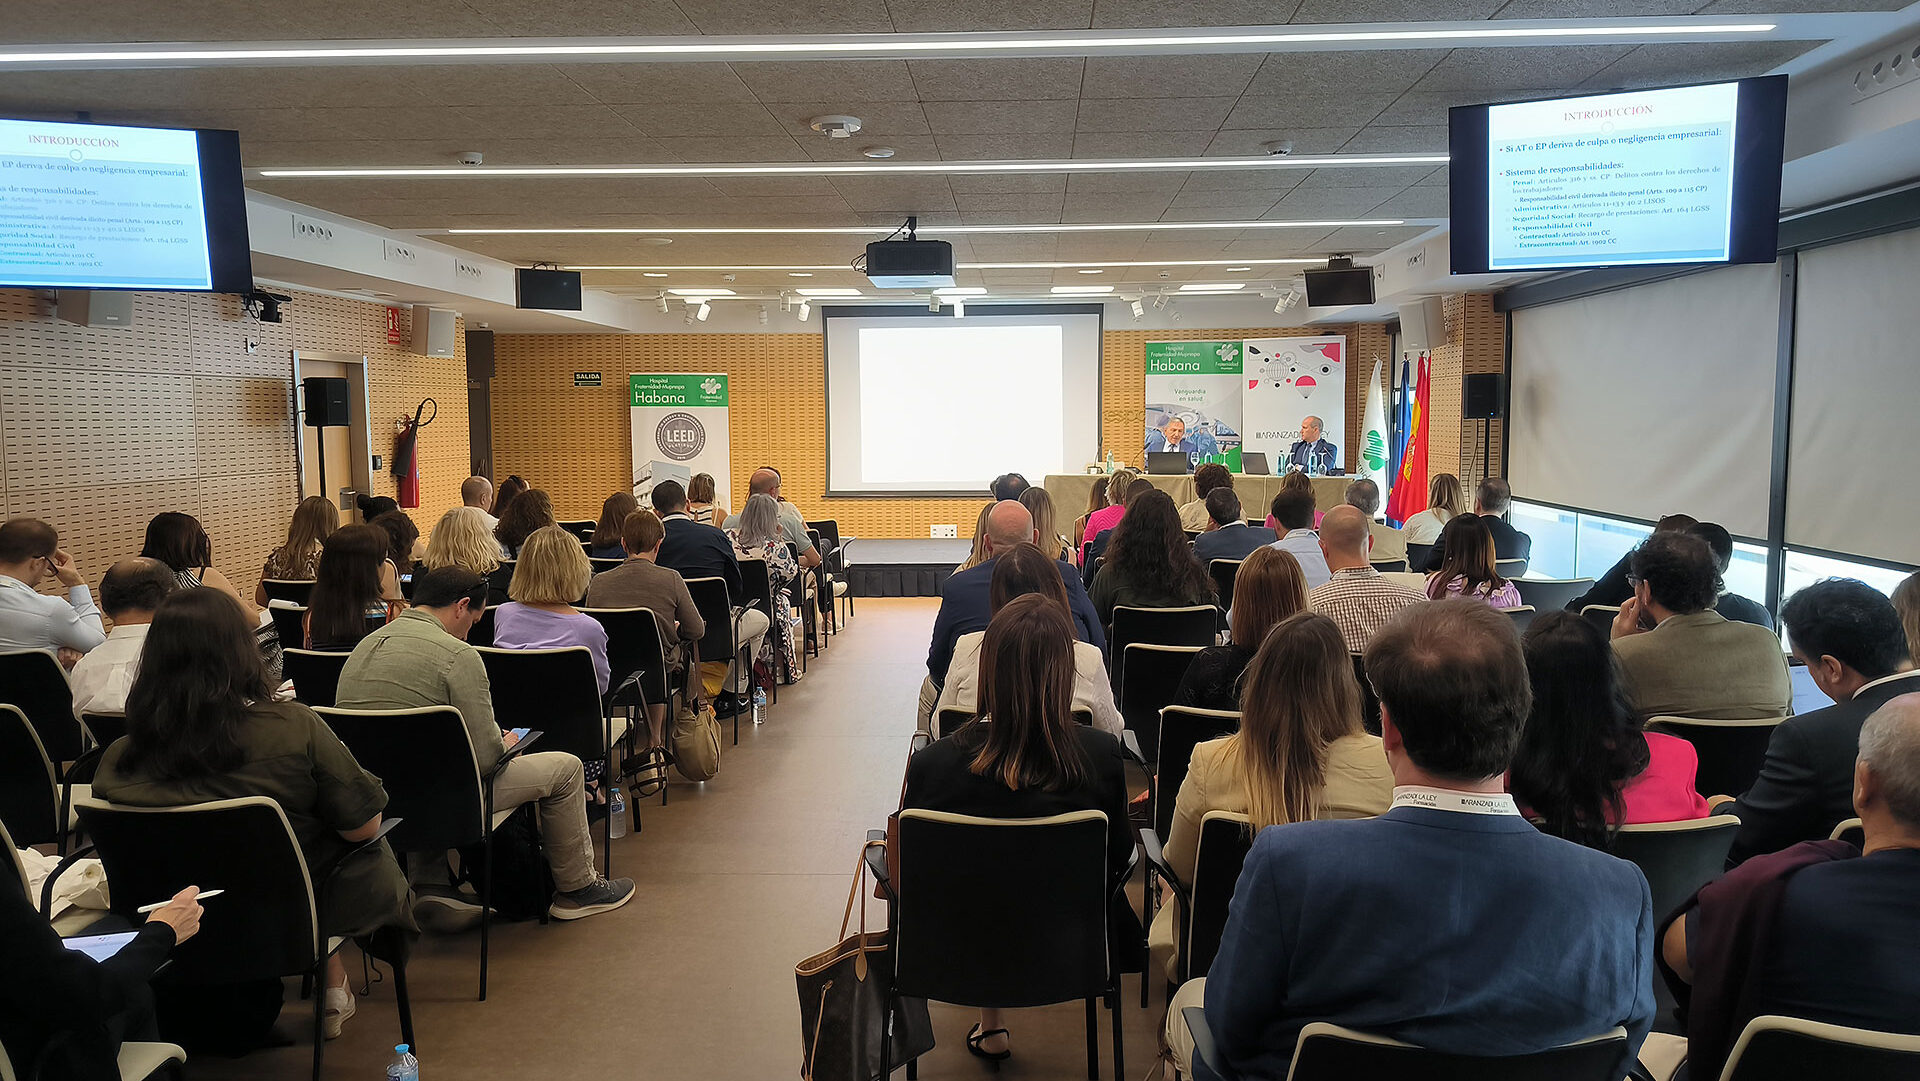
(671, 698, 723, 783)
(456, 802, 552, 922)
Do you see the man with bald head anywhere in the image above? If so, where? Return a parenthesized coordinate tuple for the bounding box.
(1309, 505, 1426, 651)
(69, 557, 177, 714)
(926, 500, 1104, 690)
(726, 468, 819, 570)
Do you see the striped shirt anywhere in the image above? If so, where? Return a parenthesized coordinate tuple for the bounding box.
(1310, 566, 1427, 652)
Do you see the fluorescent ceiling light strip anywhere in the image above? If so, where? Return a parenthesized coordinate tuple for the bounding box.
(794, 287, 863, 296)
(258, 154, 1444, 179)
(0, 23, 1780, 65)
(570, 257, 1326, 270)
(440, 219, 1407, 235)
(1052, 285, 1115, 294)
(1179, 282, 1246, 291)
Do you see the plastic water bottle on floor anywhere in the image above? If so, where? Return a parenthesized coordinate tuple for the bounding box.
(607, 783, 628, 839)
(386, 1044, 418, 1081)
(751, 684, 767, 725)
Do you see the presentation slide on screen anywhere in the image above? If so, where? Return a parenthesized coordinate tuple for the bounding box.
(0, 118, 212, 289)
(1486, 82, 1740, 270)
(825, 313, 1102, 494)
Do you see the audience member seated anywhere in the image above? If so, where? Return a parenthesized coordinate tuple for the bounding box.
(1192, 489, 1277, 565)
(335, 567, 635, 927)
(1661, 695, 1920, 1079)
(1425, 515, 1522, 608)
(140, 511, 252, 612)
(931, 543, 1122, 734)
(1088, 488, 1216, 631)
(956, 502, 995, 575)
(423, 506, 503, 580)
(1265, 485, 1331, 590)
(1399, 472, 1464, 546)
(1174, 547, 1307, 712)
(1310, 505, 1426, 651)
(494, 525, 610, 697)
(255, 495, 338, 606)
(1150, 611, 1392, 980)
(92, 588, 415, 1039)
(0, 878, 203, 1078)
(0, 517, 104, 664)
(1511, 612, 1709, 850)
(725, 493, 800, 684)
(723, 468, 820, 571)
(1726, 578, 1920, 863)
(493, 475, 529, 519)
(1895, 570, 1920, 663)
(685, 472, 729, 527)
(901, 594, 1131, 1063)
(1417, 478, 1532, 572)
(1081, 469, 1137, 563)
(368, 509, 420, 584)
(305, 524, 403, 651)
(990, 472, 1030, 502)
(69, 558, 176, 716)
(1343, 478, 1407, 564)
(1073, 476, 1111, 559)
(1180, 464, 1233, 532)
(1017, 486, 1072, 563)
(590, 492, 637, 560)
(1261, 470, 1325, 533)
(1166, 600, 1654, 1079)
(1611, 532, 1791, 720)
(461, 475, 499, 536)
(1688, 522, 1773, 630)
(495, 488, 556, 560)
(656, 479, 769, 714)
(1567, 514, 1698, 613)
(585, 509, 704, 786)
(754, 464, 807, 521)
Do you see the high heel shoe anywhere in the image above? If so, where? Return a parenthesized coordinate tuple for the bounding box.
(966, 1023, 1011, 1065)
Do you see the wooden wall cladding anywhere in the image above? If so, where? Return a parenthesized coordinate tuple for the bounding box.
(494, 320, 1395, 540)
(0, 288, 467, 602)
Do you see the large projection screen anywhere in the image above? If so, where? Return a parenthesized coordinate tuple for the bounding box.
(1788, 227, 1920, 564)
(1509, 261, 1780, 537)
(824, 306, 1103, 496)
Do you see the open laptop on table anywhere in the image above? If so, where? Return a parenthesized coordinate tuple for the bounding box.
(1240, 452, 1270, 475)
(1147, 451, 1191, 475)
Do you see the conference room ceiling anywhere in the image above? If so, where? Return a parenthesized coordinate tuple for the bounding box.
(0, 2, 1895, 298)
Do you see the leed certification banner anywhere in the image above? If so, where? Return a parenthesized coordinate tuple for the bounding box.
(1242, 336, 1349, 471)
(1143, 341, 1243, 464)
(630, 373, 732, 508)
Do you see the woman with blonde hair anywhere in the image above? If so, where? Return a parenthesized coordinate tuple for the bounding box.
(1172, 546, 1308, 712)
(423, 506, 503, 577)
(686, 473, 730, 527)
(1018, 486, 1070, 563)
(1148, 611, 1392, 981)
(256, 496, 338, 605)
(1403, 472, 1464, 545)
(954, 503, 996, 574)
(494, 524, 610, 695)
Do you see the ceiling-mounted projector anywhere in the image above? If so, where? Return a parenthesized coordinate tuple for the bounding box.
(863, 216, 955, 289)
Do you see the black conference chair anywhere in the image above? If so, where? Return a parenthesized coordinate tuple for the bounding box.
(0, 648, 84, 763)
(807, 519, 853, 624)
(1720, 1015, 1920, 1081)
(1406, 542, 1434, 571)
(1182, 811, 1255, 983)
(889, 809, 1126, 1081)
(737, 558, 786, 696)
(1120, 644, 1205, 767)
(1579, 604, 1621, 633)
(0, 703, 62, 850)
(282, 648, 350, 708)
(1609, 814, 1741, 926)
(1368, 559, 1409, 573)
(935, 709, 974, 740)
(75, 795, 413, 1081)
(267, 601, 307, 650)
(1207, 560, 1241, 607)
(1494, 557, 1529, 579)
(789, 540, 822, 662)
(260, 578, 315, 605)
(556, 519, 596, 541)
(1514, 577, 1595, 614)
(487, 560, 516, 607)
(1183, 1012, 1627, 1081)
(582, 605, 673, 810)
(1500, 604, 1538, 633)
(317, 705, 535, 1001)
(1148, 707, 1241, 844)
(588, 557, 625, 575)
(1830, 817, 1865, 847)
(685, 576, 749, 743)
(78, 712, 128, 753)
(469, 606, 497, 648)
(1648, 715, 1784, 799)
(1351, 653, 1382, 735)
(1109, 605, 1217, 695)
(476, 646, 623, 877)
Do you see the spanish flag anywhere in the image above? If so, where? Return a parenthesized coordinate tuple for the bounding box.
(1385, 352, 1431, 525)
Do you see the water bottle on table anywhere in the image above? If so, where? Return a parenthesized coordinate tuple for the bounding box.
(387, 1044, 418, 1081)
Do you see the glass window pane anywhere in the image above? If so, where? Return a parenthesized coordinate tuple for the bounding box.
(1782, 550, 1912, 602)
(1510, 501, 1576, 579)
(1724, 541, 1770, 610)
(1575, 514, 1652, 582)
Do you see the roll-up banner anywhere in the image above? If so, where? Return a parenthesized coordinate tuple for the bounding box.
(630, 373, 733, 508)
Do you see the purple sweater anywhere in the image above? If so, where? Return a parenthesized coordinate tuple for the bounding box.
(492, 603, 610, 695)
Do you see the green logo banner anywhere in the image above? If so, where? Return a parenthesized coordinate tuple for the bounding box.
(630, 373, 728, 407)
(1145, 340, 1241, 375)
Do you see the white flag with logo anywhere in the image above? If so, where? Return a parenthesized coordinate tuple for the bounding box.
(1359, 358, 1389, 495)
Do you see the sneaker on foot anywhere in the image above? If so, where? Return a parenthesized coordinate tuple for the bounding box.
(321, 981, 355, 1040)
(549, 877, 636, 921)
(412, 886, 485, 933)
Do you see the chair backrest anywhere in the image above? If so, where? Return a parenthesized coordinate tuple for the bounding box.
(469, 605, 496, 648)
(806, 521, 844, 569)
(1380, 571, 1429, 593)
(1406, 542, 1434, 570)
(1368, 559, 1408, 573)
(487, 561, 516, 607)
(314, 706, 485, 852)
(77, 711, 127, 749)
(1494, 557, 1529, 579)
(737, 556, 775, 611)
(476, 646, 607, 763)
(683, 576, 736, 662)
(1186, 810, 1255, 981)
(266, 600, 307, 651)
(1110, 604, 1216, 694)
(281, 647, 349, 708)
(1721, 1014, 1920, 1081)
(581, 607, 669, 705)
(1578, 605, 1620, 634)
(1500, 604, 1538, 632)
(260, 578, 314, 605)
(1120, 644, 1204, 763)
(1351, 653, 1382, 735)
(0, 704, 59, 847)
(1514, 577, 1595, 613)
(1152, 706, 1241, 839)
(1647, 716, 1785, 798)
(0, 817, 31, 906)
(556, 519, 596, 539)
(76, 795, 320, 982)
(1609, 814, 1741, 923)
(1829, 817, 1864, 847)
(588, 557, 624, 575)
(935, 709, 974, 740)
(1207, 560, 1241, 607)
(1286, 1023, 1629, 1081)
(894, 809, 1111, 1008)
(0, 649, 82, 762)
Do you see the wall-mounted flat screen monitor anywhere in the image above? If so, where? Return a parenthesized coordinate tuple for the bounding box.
(1449, 75, 1787, 274)
(0, 117, 252, 292)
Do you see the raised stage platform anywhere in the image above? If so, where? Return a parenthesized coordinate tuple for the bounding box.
(844, 539, 972, 598)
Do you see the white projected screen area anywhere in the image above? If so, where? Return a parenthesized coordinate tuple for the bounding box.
(825, 313, 1102, 494)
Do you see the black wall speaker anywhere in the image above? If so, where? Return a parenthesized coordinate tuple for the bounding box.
(303, 377, 350, 428)
(1463, 373, 1503, 420)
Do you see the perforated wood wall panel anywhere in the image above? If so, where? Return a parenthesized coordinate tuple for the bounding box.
(1422, 293, 1506, 485)
(0, 288, 468, 602)
(494, 320, 1395, 540)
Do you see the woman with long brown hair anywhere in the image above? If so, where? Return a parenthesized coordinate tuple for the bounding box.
(304, 524, 402, 650)
(1426, 513, 1521, 608)
(590, 491, 638, 559)
(1018, 486, 1070, 563)
(1148, 611, 1392, 981)
(1172, 546, 1308, 712)
(256, 496, 339, 605)
(495, 488, 556, 559)
(1087, 487, 1214, 629)
(1071, 475, 1110, 561)
(900, 593, 1131, 1063)
(1080, 468, 1137, 563)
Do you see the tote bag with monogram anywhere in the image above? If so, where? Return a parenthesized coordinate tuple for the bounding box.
(795, 841, 935, 1081)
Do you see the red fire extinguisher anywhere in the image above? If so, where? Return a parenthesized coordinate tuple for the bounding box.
(392, 398, 435, 509)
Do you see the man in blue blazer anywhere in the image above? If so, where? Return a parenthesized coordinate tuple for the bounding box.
(1192, 489, 1276, 564)
(1168, 599, 1654, 1080)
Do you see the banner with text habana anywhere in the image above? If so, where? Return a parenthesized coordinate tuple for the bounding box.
(630, 373, 732, 509)
(1144, 336, 1347, 473)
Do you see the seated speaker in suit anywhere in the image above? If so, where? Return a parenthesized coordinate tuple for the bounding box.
(1145, 414, 1217, 460)
(1417, 477, 1531, 572)
(1726, 578, 1920, 863)
(1192, 488, 1278, 565)
(1285, 415, 1338, 472)
(1164, 600, 1654, 1080)
(1610, 532, 1791, 721)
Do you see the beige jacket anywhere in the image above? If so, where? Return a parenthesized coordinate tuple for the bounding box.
(1613, 609, 1792, 720)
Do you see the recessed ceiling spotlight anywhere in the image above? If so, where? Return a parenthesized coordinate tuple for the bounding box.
(861, 146, 896, 159)
(809, 115, 862, 139)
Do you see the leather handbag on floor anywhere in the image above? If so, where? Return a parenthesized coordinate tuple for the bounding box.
(670, 697, 722, 782)
(796, 840, 935, 1081)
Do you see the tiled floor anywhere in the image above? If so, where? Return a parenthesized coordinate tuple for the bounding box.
(188, 597, 1165, 1080)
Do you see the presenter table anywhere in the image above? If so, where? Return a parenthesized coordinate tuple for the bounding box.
(1044, 473, 1352, 519)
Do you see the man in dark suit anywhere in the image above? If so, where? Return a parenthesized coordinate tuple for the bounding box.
(1418, 477, 1533, 572)
(1725, 578, 1920, 863)
(1193, 488, 1276, 564)
(1285, 414, 1337, 472)
(651, 479, 742, 600)
(1688, 522, 1774, 630)
(1167, 600, 1653, 1080)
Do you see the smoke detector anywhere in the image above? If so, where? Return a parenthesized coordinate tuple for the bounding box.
(809, 115, 863, 139)
(457, 151, 484, 166)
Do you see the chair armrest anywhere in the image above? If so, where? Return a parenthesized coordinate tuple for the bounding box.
(40, 844, 97, 919)
(908, 732, 931, 757)
(1139, 827, 1190, 899)
(488, 731, 543, 781)
(1120, 730, 1147, 767)
(62, 745, 107, 786)
(1705, 794, 1737, 813)
(316, 818, 403, 885)
(1183, 1006, 1227, 1081)
(864, 830, 896, 902)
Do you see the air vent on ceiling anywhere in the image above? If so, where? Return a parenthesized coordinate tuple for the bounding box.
(1853, 40, 1920, 101)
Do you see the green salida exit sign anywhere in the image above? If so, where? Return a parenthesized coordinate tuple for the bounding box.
(573, 371, 602, 388)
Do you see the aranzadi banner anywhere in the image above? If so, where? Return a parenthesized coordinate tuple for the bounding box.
(630, 373, 732, 508)
(1242, 336, 1349, 472)
(1142, 341, 1242, 463)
